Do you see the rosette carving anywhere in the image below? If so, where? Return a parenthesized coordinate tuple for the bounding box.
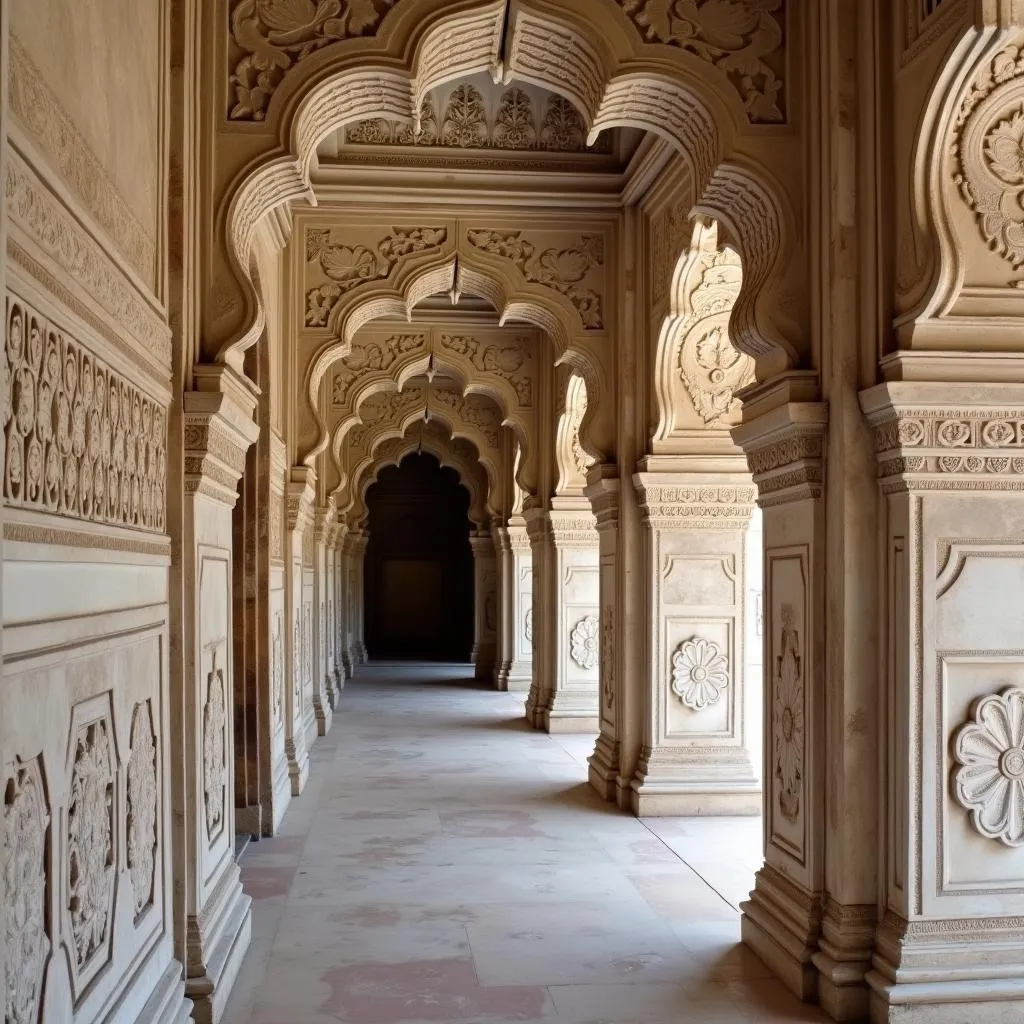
(670, 636, 729, 710)
(570, 614, 600, 670)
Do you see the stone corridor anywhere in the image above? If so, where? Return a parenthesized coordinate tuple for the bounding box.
(222, 664, 825, 1024)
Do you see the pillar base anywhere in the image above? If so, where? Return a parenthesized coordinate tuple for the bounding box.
(185, 865, 253, 1024)
(285, 739, 309, 796)
(740, 865, 821, 1002)
(540, 688, 598, 733)
(630, 781, 761, 817)
(332, 668, 344, 698)
(313, 691, 333, 736)
(868, 981, 1024, 1023)
(261, 752, 292, 836)
(810, 899, 874, 1020)
(341, 651, 354, 678)
(355, 642, 368, 664)
(506, 661, 532, 693)
(541, 710, 599, 733)
(493, 658, 512, 690)
(629, 748, 761, 816)
(137, 961, 192, 1024)
(587, 732, 620, 801)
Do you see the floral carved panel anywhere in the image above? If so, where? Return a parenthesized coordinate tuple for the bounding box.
(331, 335, 426, 407)
(3, 298, 168, 531)
(570, 615, 600, 671)
(228, 0, 400, 120)
(203, 653, 228, 842)
(466, 229, 605, 329)
(273, 610, 285, 724)
(66, 712, 116, 982)
(670, 636, 729, 710)
(3, 754, 50, 1024)
(601, 612, 615, 709)
(617, 0, 786, 123)
(953, 686, 1024, 847)
(774, 603, 804, 823)
(127, 701, 158, 919)
(438, 335, 534, 406)
(305, 227, 447, 328)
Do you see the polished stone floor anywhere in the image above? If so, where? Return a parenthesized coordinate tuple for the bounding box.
(223, 663, 826, 1024)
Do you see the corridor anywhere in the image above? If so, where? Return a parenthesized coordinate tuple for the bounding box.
(222, 665, 825, 1024)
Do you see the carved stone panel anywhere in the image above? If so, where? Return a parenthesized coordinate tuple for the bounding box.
(670, 636, 729, 711)
(569, 614, 600, 671)
(3, 754, 50, 1024)
(127, 701, 158, 919)
(203, 653, 228, 842)
(272, 610, 284, 724)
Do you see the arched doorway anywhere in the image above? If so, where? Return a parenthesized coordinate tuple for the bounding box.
(364, 452, 475, 660)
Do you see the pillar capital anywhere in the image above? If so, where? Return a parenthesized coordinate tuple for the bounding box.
(183, 365, 259, 505)
(285, 466, 316, 532)
(634, 471, 755, 530)
(584, 464, 621, 534)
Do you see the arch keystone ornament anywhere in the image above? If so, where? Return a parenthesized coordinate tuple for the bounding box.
(953, 686, 1024, 847)
(670, 636, 729, 710)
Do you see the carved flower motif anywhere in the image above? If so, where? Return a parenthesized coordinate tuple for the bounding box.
(986, 108, 1024, 184)
(774, 604, 804, 823)
(953, 687, 1024, 847)
(524, 608, 533, 644)
(670, 637, 729, 710)
(570, 615, 600, 671)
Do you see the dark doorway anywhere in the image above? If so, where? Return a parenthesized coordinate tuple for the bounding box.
(364, 452, 474, 660)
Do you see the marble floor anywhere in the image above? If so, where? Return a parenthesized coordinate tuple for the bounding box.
(223, 663, 827, 1024)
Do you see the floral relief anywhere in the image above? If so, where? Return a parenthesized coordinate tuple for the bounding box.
(127, 702, 158, 919)
(331, 335, 425, 407)
(953, 687, 1024, 847)
(439, 335, 534, 406)
(442, 84, 488, 148)
(570, 614, 600, 671)
(540, 95, 586, 150)
(524, 607, 534, 644)
(617, 0, 785, 123)
(67, 717, 115, 973)
(228, 0, 399, 120)
(3, 755, 49, 1024)
(466, 229, 604, 329)
(203, 654, 228, 841)
(602, 614, 615, 708)
(304, 227, 447, 328)
(494, 88, 537, 148)
(3, 300, 167, 531)
(670, 636, 729, 710)
(273, 612, 285, 722)
(774, 603, 804, 823)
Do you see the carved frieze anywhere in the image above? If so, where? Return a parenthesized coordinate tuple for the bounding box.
(305, 226, 447, 328)
(953, 687, 1024, 847)
(67, 716, 115, 975)
(670, 636, 729, 710)
(431, 387, 502, 447)
(569, 615, 600, 671)
(331, 335, 425, 406)
(127, 701, 157, 919)
(466, 229, 604, 329)
(3, 754, 50, 1024)
(774, 604, 804, 823)
(228, 0, 399, 120)
(439, 334, 534, 406)
(617, 0, 785, 123)
(3, 298, 168, 531)
(203, 654, 227, 841)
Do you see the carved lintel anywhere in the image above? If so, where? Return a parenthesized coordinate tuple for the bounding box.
(549, 506, 598, 547)
(860, 381, 1024, 494)
(634, 470, 756, 530)
(183, 366, 260, 506)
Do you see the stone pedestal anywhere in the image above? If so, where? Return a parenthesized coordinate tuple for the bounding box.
(283, 470, 314, 796)
(181, 366, 257, 1022)
(860, 378, 1024, 1023)
(733, 375, 828, 1003)
(507, 517, 534, 693)
(628, 465, 760, 816)
(470, 530, 498, 680)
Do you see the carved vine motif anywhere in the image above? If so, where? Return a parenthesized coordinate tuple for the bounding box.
(617, 0, 786, 123)
(3, 299, 168, 531)
(443, 85, 488, 147)
(953, 687, 1024, 847)
(273, 611, 284, 722)
(439, 335, 533, 405)
(774, 603, 803, 823)
(541, 96, 586, 150)
(431, 387, 503, 447)
(466, 230, 604, 329)
(203, 654, 227, 841)
(602, 613, 615, 708)
(678, 250, 754, 424)
(570, 615, 600, 671)
(332, 335, 425, 406)
(227, 0, 399, 121)
(304, 227, 447, 327)
(670, 636, 729, 710)
(127, 702, 157, 919)
(954, 47, 1024, 271)
(67, 718, 114, 972)
(3, 755, 50, 1024)
(494, 87, 537, 148)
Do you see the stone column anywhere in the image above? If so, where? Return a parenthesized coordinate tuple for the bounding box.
(283, 470, 314, 795)
(628, 467, 760, 815)
(325, 523, 342, 702)
(351, 530, 369, 665)
(492, 521, 514, 688)
(341, 530, 357, 678)
(334, 523, 349, 688)
(733, 375, 828, 1002)
(310, 506, 334, 735)
(860, 379, 1024, 1023)
(507, 516, 533, 693)
(470, 530, 498, 680)
(524, 507, 553, 726)
(586, 467, 622, 800)
(543, 502, 601, 733)
(181, 366, 258, 1021)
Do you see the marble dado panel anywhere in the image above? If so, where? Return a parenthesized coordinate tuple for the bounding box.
(1, 615, 178, 1024)
(3, 297, 168, 533)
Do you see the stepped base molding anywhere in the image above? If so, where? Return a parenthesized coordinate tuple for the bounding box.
(812, 899, 875, 1020)
(313, 690, 333, 736)
(264, 752, 292, 836)
(630, 747, 761, 816)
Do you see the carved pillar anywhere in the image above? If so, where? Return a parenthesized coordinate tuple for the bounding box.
(586, 467, 623, 800)
(492, 521, 514, 689)
(733, 375, 828, 1002)
(310, 506, 334, 735)
(180, 366, 258, 1021)
(860, 379, 1024, 1023)
(283, 470, 314, 795)
(524, 507, 553, 727)
(469, 531, 498, 681)
(628, 467, 759, 815)
(341, 530, 357, 678)
(351, 530, 369, 665)
(325, 522, 342, 703)
(507, 517, 534, 693)
(545, 502, 601, 733)
(335, 523, 349, 687)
